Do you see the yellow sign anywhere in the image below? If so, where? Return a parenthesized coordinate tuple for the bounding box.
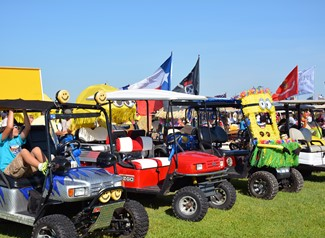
(0, 67, 44, 100)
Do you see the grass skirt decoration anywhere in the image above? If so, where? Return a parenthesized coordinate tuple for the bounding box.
(250, 140, 300, 168)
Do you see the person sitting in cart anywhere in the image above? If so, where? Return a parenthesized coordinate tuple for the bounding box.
(0, 109, 48, 178)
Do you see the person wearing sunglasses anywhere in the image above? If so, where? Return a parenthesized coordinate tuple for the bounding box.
(0, 109, 48, 178)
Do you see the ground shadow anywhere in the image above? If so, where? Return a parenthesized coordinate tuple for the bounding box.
(229, 178, 249, 196)
(164, 208, 176, 217)
(0, 219, 31, 238)
(303, 172, 325, 183)
(127, 193, 173, 210)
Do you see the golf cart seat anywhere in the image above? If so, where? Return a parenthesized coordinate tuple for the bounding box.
(198, 126, 228, 149)
(300, 128, 325, 149)
(289, 128, 325, 152)
(107, 130, 128, 145)
(115, 136, 158, 169)
(0, 170, 44, 189)
(77, 127, 108, 143)
(211, 126, 229, 143)
(127, 129, 146, 139)
(23, 125, 57, 156)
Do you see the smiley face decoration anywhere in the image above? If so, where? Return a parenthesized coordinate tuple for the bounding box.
(239, 87, 301, 168)
(56, 90, 70, 104)
(94, 90, 107, 105)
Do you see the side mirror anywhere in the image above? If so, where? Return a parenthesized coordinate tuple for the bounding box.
(96, 152, 117, 168)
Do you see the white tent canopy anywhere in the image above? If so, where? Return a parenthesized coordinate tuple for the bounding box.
(87, 89, 207, 101)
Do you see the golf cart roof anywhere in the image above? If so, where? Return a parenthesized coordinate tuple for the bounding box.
(87, 89, 207, 101)
(172, 97, 241, 108)
(0, 99, 103, 112)
(204, 97, 241, 108)
(278, 99, 325, 105)
(0, 99, 55, 111)
(275, 100, 325, 111)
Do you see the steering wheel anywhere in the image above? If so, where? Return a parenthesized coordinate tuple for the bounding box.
(56, 139, 81, 156)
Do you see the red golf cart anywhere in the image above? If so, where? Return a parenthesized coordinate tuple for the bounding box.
(81, 89, 236, 222)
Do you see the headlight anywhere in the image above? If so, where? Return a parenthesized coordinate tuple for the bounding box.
(99, 191, 111, 203)
(68, 187, 88, 197)
(226, 157, 233, 167)
(276, 167, 290, 173)
(220, 160, 224, 167)
(99, 189, 123, 203)
(196, 164, 203, 170)
(111, 189, 122, 201)
(114, 180, 123, 187)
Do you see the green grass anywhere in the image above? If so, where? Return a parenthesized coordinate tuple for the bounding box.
(0, 173, 324, 238)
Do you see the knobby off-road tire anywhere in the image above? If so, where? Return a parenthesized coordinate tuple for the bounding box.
(248, 171, 279, 200)
(112, 199, 149, 238)
(32, 214, 77, 238)
(209, 181, 237, 210)
(172, 186, 209, 222)
(280, 168, 304, 193)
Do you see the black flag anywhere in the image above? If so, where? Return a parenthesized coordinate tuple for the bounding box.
(173, 57, 200, 95)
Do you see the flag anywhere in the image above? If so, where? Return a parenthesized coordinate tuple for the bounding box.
(122, 54, 172, 116)
(298, 66, 315, 95)
(214, 93, 227, 98)
(123, 54, 172, 90)
(173, 56, 200, 95)
(272, 66, 298, 101)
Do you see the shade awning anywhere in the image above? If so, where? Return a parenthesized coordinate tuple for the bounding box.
(87, 89, 207, 101)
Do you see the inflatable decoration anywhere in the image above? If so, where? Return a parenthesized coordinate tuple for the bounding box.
(239, 87, 301, 168)
(70, 84, 137, 132)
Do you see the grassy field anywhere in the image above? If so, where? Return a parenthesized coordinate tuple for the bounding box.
(0, 173, 324, 238)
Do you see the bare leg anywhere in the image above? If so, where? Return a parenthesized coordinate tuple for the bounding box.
(30, 147, 47, 163)
(20, 148, 41, 168)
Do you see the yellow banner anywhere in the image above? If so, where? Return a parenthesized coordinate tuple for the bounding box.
(0, 67, 43, 100)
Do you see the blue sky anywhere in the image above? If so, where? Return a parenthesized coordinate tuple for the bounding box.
(1, 1, 324, 101)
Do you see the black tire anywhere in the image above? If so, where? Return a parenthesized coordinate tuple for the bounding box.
(209, 181, 237, 210)
(112, 199, 149, 238)
(172, 186, 209, 222)
(248, 171, 279, 200)
(280, 168, 304, 193)
(32, 214, 77, 238)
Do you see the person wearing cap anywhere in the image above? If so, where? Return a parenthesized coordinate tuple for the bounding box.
(0, 109, 48, 178)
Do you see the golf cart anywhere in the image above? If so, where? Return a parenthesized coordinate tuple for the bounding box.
(275, 99, 325, 177)
(81, 89, 236, 222)
(0, 91, 149, 238)
(165, 88, 304, 200)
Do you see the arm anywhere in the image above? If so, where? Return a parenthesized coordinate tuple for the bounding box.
(1, 110, 14, 141)
(20, 110, 31, 140)
(257, 143, 291, 154)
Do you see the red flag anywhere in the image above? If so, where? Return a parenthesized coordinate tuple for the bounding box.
(272, 66, 298, 101)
